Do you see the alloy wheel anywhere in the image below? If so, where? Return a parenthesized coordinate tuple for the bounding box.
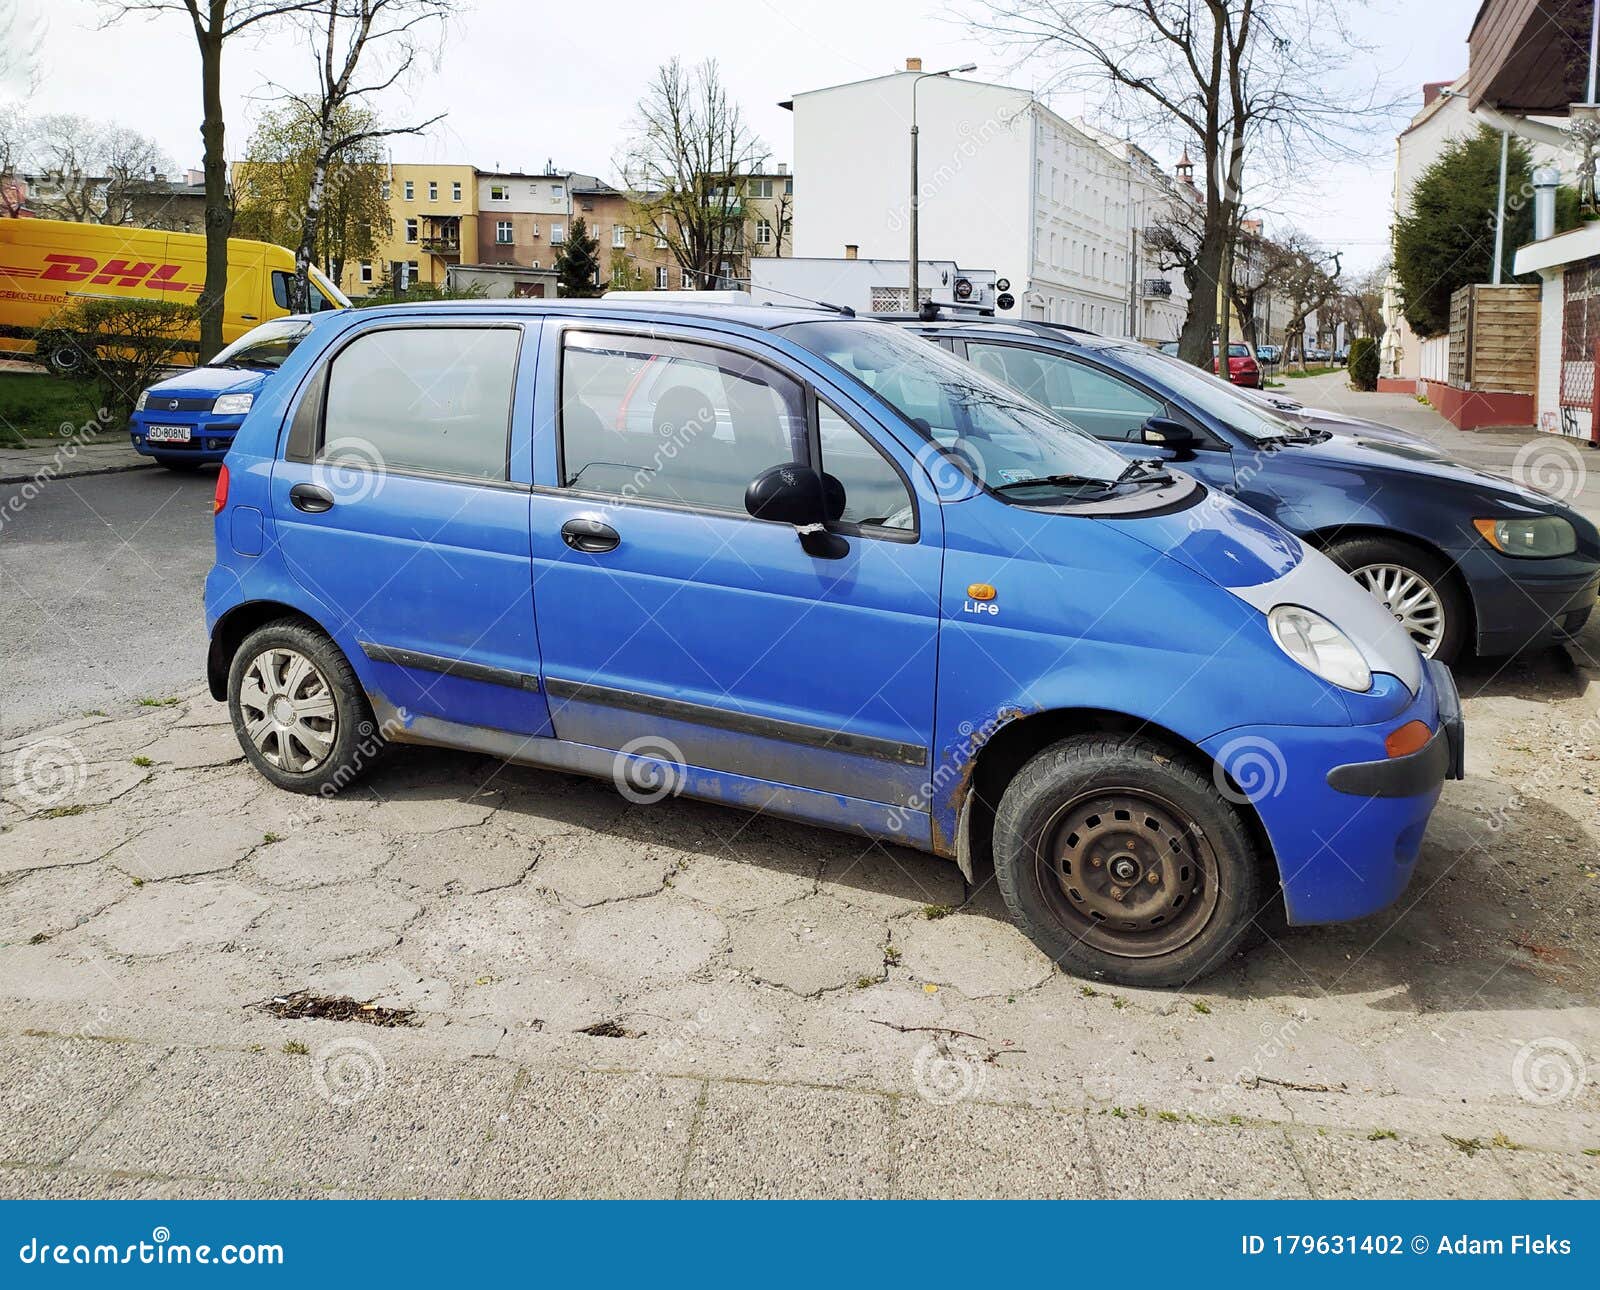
(238, 647, 338, 773)
(1352, 562, 1445, 657)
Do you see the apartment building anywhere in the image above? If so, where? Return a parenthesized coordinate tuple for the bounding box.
(344, 162, 479, 296)
(786, 62, 1167, 332)
(475, 168, 595, 270)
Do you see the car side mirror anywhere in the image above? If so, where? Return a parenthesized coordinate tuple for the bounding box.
(745, 463, 848, 559)
(1141, 417, 1197, 457)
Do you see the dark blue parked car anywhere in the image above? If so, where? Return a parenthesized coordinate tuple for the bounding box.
(130, 318, 312, 471)
(904, 319, 1600, 665)
(205, 301, 1463, 986)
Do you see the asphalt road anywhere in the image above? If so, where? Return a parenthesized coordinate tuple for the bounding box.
(0, 465, 219, 732)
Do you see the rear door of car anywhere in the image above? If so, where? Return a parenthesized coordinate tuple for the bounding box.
(271, 316, 553, 737)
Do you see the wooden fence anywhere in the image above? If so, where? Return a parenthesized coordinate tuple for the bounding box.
(1446, 283, 1539, 393)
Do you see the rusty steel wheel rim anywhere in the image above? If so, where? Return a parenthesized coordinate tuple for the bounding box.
(1036, 788, 1221, 958)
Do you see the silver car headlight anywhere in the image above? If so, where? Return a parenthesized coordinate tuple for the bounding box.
(1473, 515, 1576, 558)
(134, 390, 149, 412)
(212, 392, 254, 416)
(1268, 605, 1372, 693)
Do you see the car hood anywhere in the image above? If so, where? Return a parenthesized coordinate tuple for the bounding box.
(1102, 485, 1424, 693)
(147, 366, 270, 399)
(1271, 427, 1559, 506)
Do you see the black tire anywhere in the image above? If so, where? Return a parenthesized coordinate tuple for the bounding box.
(992, 734, 1265, 988)
(38, 340, 84, 375)
(226, 619, 386, 795)
(1323, 534, 1468, 665)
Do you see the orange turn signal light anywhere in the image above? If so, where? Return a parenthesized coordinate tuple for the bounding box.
(967, 583, 997, 601)
(1384, 719, 1432, 760)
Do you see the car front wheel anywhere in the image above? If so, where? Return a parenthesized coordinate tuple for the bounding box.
(227, 620, 385, 794)
(991, 734, 1265, 987)
(1324, 535, 1466, 665)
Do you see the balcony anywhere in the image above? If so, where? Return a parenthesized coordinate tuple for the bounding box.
(419, 217, 462, 258)
(1141, 278, 1173, 298)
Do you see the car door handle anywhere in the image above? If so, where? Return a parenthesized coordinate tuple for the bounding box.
(560, 517, 619, 553)
(289, 483, 335, 514)
(241, 314, 259, 321)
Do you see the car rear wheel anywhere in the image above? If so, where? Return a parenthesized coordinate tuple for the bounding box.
(227, 620, 385, 794)
(991, 734, 1265, 987)
(1324, 535, 1466, 664)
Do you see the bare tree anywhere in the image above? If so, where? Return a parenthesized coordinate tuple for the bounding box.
(620, 59, 768, 288)
(0, 0, 44, 218)
(967, 1, 1396, 368)
(28, 114, 174, 224)
(270, 0, 451, 311)
(1269, 231, 1340, 367)
(99, 1, 325, 361)
(0, 104, 29, 217)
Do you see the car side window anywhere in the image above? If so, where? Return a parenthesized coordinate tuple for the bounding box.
(967, 342, 1161, 442)
(271, 271, 290, 310)
(818, 400, 914, 532)
(320, 327, 520, 481)
(560, 332, 808, 513)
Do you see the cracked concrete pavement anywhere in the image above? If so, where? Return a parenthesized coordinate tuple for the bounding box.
(1, 374, 1598, 1198)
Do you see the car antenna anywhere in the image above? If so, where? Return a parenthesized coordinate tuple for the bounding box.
(695, 270, 855, 317)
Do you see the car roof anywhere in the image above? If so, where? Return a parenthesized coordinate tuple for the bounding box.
(335, 297, 845, 331)
(901, 317, 1131, 352)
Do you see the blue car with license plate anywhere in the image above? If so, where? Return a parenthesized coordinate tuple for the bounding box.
(204, 301, 1462, 986)
(129, 318, 312, 470)
(903, 318, 1600, 666)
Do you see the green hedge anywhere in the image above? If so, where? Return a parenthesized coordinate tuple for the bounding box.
(1348, 336, 1379, 392)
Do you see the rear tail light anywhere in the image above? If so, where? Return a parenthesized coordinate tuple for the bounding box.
(213, 463, 229, 514)
(1384, 719, 1432, 759)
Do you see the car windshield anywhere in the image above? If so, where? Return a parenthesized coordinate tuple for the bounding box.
(211, 319, 313, 370)
(1115, 345, 1297, 442)
(780, 320, 1133, 496)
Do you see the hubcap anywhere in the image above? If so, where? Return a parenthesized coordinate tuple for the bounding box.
(237, 648, 338, 773)
(1352, 563, 1445, 656)
(1037, 789, 1221, 958)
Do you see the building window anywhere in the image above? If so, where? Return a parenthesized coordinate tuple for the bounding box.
(428, 181, 437, 201)
(490, 184, 508, 202)
(405, 218, 418, 242)
(550, 223, 564, 245)
(530, 260, 539, 270)
(380, 180, 391, 201)
(655, 266, 669, 289)
(496, 220, 513, 244)
(403, 180, 414, 201)
(359, 261, 373, 284)
(612, 225, 625, 248)
(755, 218, 772, 246)
(681, 269, 693, 289)
(634, 266, 642, 284)
(451, 181, 461, 202)
(530, 222, 539, 237)
(551, 184, 564, 199)
(407, 260, 419, 284)
(655, 233, 667, 249)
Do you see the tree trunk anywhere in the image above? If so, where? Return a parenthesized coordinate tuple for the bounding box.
(1177, 208, 1228, 368)
(292, 152, 328, 314)
(197, 22, 231, 364)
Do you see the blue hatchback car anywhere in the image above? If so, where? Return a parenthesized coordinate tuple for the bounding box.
(130, 318, 313, 470)
(205, 302, 1462, 986)
(904, 319, 1600, 666)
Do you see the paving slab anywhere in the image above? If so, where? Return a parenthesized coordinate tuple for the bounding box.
(727, 897, 886, 996)
(79, 879, 272, 956)
(895, 1099, 1101, 1198)
(105, 814, 264, 882)
(681, 1080, 894, 1199)
(0, 1035, 168, 1166)
(1289, 1129, 1520, 1199)
(1087, 1115, 1312, 1199)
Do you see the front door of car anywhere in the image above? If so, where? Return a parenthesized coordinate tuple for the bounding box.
(527, 323, 942, 809)
(271, 319, 553, 737)
(960, 339, 1238, 495)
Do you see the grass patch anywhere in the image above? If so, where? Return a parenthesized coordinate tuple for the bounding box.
(1191, 999, 1212, 1015)
(262, 832, 284, 844)
(40, 804, 86, 819)
(282, 1039, 309, 1056)
(1367, 1128, 1398, 1141)
(137, 697, 182, 708)
(0, 371, 97, 447)
(1444, 1134, 1485, 1155)
(130, 756, 153, 768)
(921, 904, 956, 920)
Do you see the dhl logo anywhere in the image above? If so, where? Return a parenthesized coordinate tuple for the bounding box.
(2, 254, 202, 293)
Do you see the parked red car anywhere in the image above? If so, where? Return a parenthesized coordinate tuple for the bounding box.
(1159, 340, 1263, 388)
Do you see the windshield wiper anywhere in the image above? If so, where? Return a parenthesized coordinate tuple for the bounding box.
(994, 473, 1116, 493)
(1114, 457, 1173, 485)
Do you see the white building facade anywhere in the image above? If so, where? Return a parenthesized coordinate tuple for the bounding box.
(786, 65, 1186, 337)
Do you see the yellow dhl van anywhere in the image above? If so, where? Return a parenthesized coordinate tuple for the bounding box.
(0, 217, 348, 368)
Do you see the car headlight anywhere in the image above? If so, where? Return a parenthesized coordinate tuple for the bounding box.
(211, 392, 254, 416)
(1473, 515, 1576, 558)
(134, 390, 149, 412)
(1268, 605, 1373, 693)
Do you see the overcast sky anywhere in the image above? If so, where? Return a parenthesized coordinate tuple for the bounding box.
(10, 0, 1481, 275)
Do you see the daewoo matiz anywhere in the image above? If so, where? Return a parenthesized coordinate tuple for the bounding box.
(205, 302, 1462, 986)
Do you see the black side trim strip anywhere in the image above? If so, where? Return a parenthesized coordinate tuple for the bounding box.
(360, 642, 541, 692)
(1326, 727, 1449, 799)
(544, 676, 927, 768)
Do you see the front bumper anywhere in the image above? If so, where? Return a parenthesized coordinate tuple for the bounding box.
(1456, 545, 1600, 656)
(129, 411, 245, 463)
(1200, 659, 1462, 926)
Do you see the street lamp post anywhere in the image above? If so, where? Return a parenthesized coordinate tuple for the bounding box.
(909, 63, 977, 313)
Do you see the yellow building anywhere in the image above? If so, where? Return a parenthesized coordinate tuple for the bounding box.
(345, 162, 479, 297)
